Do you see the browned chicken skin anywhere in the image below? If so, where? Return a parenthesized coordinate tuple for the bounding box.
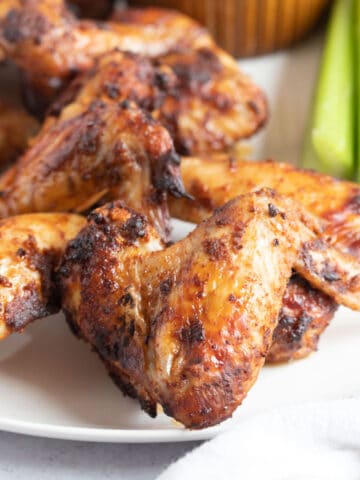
(1, 114, 356, 360)
(0, 212, 85, 339)
(58, 190, 360, 428)
(170, 155, 360, 361)
(0, 1, 267, 147)
(0, 99, 185, 241)
(50, 48, 267, 155)
(0, 1, 213, 108)
(0, 99, 39, 168)
(173, 155, 360, 245)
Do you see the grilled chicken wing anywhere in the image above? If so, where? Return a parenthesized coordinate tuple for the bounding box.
(173, 155, 360, 257)
(0, 100, 39, 168)
(170, 154, 360, 361)
(0, 99, 185, 241)
(0, 212, 84, 339)
(0, 1, 213, 108)
(0, 2, 267, 146)
(58, 190, 358, 428)
(50, 49, 266, 155)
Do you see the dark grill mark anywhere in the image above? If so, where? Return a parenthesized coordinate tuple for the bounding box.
(119, 99, 130, 109)
(180, 318, 205, 344)
(128, 319, 135, 337)
(322, 269, 340, 282)
(268, 203, 280, 217)
(119, 292, 134, 307)
(78, 121, 101, 155)
(160, 279, 172, 295)
(121, 214, 147, 242)
(104, 82, 120, 99)
(274, 313, 313, 345)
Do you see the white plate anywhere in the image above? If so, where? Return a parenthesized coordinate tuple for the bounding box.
(0, 286, 359, 443)
(2, 34, 358, 443)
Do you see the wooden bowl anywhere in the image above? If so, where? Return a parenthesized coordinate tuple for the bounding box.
(128, 0, 330, 57)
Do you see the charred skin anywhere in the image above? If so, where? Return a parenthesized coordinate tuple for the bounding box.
(0, 1, 267, 145)
(0, 1, 213, 109)
(49, 48, 267, 155)
(152, 48, 267, 154)
(170, 155, 360, 362)
(0, 212, 85, 339)
(267, 275, 338, 363)
(59, 190, 339, 428)
(0, 100, 185, 241)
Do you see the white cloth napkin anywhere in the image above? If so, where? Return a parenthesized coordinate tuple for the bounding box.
(157, 396, 360, 480)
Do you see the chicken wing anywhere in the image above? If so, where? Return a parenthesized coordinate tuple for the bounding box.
(0, 1, 213, 108)
(173, 155, 360, 257)
(0, 100, 39, 168)
(58, 190, 358, 428)
(0, 99, 185, 241)
(0, 1, 267, 146)
(0, 212, 84, 339)
(50, 49, 267, 155)
(170, 154, 360, 361)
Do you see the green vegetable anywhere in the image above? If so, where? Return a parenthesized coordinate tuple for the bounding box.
(356, 0, 360, 181)
(302, 0, 354, 180)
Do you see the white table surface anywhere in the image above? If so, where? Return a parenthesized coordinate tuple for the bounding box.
(0, 32, 323, 480)
(0, 432, 200, 479)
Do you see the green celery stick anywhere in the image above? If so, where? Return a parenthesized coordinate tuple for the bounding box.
(302, 0, 354, 180)
(356, 0, 360, 181)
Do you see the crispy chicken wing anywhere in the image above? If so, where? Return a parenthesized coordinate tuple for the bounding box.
(171, 155, 360, 361)
(173, 155, 360, 258)
(152, 48, 266, 154)
(58, 190, 358, 428)
(0, 100, 39, 168)
(50, 49, 267, 155)
(0, 99, 185, 240)
(0, 2, 267, 145)
(0, 212, 84, 339)
(0, 1, 213, 108)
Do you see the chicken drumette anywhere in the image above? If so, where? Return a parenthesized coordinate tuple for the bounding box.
(58, 190, 360, 428)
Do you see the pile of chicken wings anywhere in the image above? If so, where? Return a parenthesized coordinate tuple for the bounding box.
(0, 0, 359, 429)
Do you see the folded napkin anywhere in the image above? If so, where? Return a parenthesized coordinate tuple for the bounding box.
(157, 395, 360, 480)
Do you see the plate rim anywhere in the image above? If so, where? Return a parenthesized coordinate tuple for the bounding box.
(0, 417, 226, 443)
